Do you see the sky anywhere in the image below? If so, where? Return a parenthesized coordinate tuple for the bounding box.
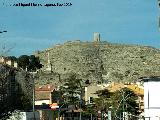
(0, 0, 160, 57)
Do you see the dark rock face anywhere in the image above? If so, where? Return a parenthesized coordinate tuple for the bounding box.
(35, 41, 160, 85)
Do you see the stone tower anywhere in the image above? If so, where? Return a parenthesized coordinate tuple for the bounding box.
(93, 32, 100, 42)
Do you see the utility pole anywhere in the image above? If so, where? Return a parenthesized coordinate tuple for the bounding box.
(78, 80, 83, 120)
(79, 90, 82, 120)
(58, 104, 65, 120)
(32, 72, 36, 120)
(91, 113, 93, 120)
(122, 90, 126, 120)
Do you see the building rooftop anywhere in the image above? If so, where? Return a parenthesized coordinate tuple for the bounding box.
(107, 82, 144, 96)
(35, 84, 55, 91)
(138, 76, 160, 82)
(35, 84, 55, 100)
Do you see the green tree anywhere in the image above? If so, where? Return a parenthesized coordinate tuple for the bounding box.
(17, 55, 29, 70)
(28, 55, 42, 71)
(15, 92, 32, 111)
(0, 65, 32, 119)
(17, 55, 42, 71)
(93, 89, 113, 120)
(111, 88, 139, 119)
(94, 89, 113, 111)
(82, 104, 97, 119)
(94, 87, 140, 120)
(60, 74, 83, 105)
(7, 56, 17, 61)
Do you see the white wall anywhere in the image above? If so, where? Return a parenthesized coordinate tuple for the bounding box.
(144, 81, 160, 120)
(35, 100, 50, 105)
(7, 111, 40, 120)
(6, 60, 12, 66)
(85, 85, 103, 104)
(14, 62, 17, 68)
(0, 57, 5, 63)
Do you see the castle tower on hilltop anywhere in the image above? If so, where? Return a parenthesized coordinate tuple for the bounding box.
(93, 32, 100, 42)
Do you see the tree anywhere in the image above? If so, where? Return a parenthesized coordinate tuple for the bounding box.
(7, 56, 17, 61)
(111, 88, 139, 119)
(15, 91, 32, 111)
(82, 104, 97, 120)
(94, 87, 140, 120)
(17, 55, 42, 71)
(28, 55, 42, 71)
(94, 89, 113, 111)
(17, 55, 29, 70)
(0, 66, 10, 119)
(0, 43, 14, 57)
(60, 74, 83, 105)
(0, 65, 32, 119)
(93, 89, 113, 119)
(59, 74, 84, 120)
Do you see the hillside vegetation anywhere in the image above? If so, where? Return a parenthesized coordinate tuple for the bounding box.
(35, 41, 160, 85)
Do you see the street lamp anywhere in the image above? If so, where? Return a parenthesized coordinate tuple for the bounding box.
(0, 30, 7, 33)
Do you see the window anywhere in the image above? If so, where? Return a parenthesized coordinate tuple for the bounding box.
(89, 97, 93, 104)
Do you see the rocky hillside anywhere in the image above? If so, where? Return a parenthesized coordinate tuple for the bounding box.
(35, 40, 160, 85)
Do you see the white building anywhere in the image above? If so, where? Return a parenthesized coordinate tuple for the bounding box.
(0, 56, 18, 68)
(35, 85, 54, 105)
(143, 76, 160, 120)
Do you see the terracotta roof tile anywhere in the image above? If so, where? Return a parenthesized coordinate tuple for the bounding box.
(35, 84, 55, 91)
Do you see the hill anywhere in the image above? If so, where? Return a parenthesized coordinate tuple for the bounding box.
(35, 40, 160, 85)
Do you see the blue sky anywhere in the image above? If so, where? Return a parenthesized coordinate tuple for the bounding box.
(0, 0, 160, 56)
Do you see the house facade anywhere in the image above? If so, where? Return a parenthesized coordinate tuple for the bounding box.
(35, 85, 55, 105)
(84, 84, 105, 104)
(143, 76, 160, 120)
(0, 56, 17, 68)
